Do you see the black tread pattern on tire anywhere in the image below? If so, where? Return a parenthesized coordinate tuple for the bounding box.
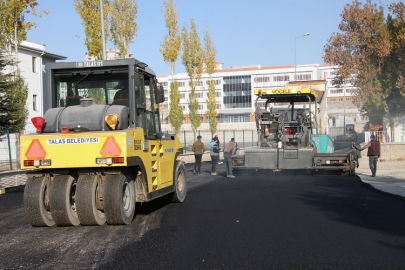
(104, 174, 135, 225)
(24, 176, 55, 227)
(49, 175, 80, 226)
(76, 175, 106, 226)
(172, 162, 187, 203)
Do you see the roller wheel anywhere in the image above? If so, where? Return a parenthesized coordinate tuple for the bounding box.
(172, 162, 187, 203)
(49, 175, 80, 226)
(76, 175, 106, 226)
(104, 174, 135, 225)
(24, 176, 55, 227)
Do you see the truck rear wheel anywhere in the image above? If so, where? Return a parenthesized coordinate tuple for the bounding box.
(49, 175, 80, 226)
(76, 175, 106, 226)
(24, 176, 55, 227)
(104, 174, 135, 225)
(172, 162, 187, 203)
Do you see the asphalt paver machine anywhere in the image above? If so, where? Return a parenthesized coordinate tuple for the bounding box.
(232, 88, 358, 175)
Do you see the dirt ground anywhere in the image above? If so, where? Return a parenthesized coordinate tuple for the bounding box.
(358, 158, 405, 171)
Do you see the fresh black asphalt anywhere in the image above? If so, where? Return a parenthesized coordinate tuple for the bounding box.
(1, 161, 405, 269)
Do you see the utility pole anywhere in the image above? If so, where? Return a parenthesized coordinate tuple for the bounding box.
(100, 0, 107, 60)
(294, 33, 310, 81)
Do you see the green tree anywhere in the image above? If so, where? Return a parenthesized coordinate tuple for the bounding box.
(204, 25, 218, 134)
(323, 0, 405, 138)
(168, 81, 183, 134)
(110, 0, 138, 58)
(160, 0, 182, 134)
(0, 52, 28, 135)
(74, 0, 111, 60)
(0, 0, 48, 64)
(181, 19, 204, 138)
(87, 88, 105, 104)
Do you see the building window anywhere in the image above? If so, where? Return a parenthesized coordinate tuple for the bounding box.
(222, 75, 252, 109)
(196, 92, 203, 98)
(273, 75, 290, 82)
(295, 74, 312, 81)
(33, 94, 37, 111)
(330, 71, 337, 76)
(160, 82, 168, 87)
(32, 57, 37, 73)
(216, 92, 221, 97)
(206, 79, 221, 86)
(178, 81, 185, 87)
(254, 76, 270, 83)
(216, 104, 221, 109)
(179, 93, 186, 99)
(198, 104, 204, 110)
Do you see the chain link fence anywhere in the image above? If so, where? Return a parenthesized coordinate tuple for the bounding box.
(0, 127, 36, 172)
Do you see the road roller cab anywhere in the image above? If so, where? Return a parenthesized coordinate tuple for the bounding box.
(21, 59, 187, 227)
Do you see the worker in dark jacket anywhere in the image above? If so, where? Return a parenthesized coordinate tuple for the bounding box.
(192, 135, 205, 174)
(356, 134, 380, 177)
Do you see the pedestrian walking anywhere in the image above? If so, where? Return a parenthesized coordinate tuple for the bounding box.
(192, 135, 205, 174)
(210, 137, 222, 175)
(356, 134, 381, 177)
(224, 138, 237, 178)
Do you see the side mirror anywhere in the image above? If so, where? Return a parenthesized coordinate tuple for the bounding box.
(156, 85, 165, 104)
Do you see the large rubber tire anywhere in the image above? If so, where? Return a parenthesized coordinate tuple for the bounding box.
(172, 162, 187, 203)
(24, 176, 55, 227)
(76, 175, 106, 226)
(104, 174, 135, 225)
(49, 175, 80, 226)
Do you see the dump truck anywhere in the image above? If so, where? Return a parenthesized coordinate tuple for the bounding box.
(232, 88, 358, 175)
(21, 59, 187, 227)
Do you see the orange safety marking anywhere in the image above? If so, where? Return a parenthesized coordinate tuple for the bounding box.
(25, 139, 47, 160)
(100, 136, 122, 157)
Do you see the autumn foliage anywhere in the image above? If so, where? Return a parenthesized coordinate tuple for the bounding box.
(324, 0, 405, 130)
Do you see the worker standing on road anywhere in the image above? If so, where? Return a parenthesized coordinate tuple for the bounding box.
(213, 134, 223, 165)
(192, 135, 205, 174)
(356, 134, 380, 177)
(224, 138, 237, 178)
(210, 137, 222, 175)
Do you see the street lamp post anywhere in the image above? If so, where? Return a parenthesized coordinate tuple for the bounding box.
(295, 33, 310, 81)
(100, 0, 107, 60)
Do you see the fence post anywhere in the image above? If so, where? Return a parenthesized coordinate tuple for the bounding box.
(243, 130, 245, 148)
(184, 130, 186, 153)
(223, 130, 225, 145)
(7, 129, 12, 170)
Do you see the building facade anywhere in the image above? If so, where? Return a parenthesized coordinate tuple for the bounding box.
(13, 41, 67, 130)
(157, 63, 358, 126)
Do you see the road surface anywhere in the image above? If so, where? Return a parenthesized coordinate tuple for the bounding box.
(1, 162, 405, 269)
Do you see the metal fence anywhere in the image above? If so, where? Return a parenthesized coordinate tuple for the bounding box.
(328, 127, 345, 141)
(178, 130, 259, 153)
(0, 127, 36, 171)
(364, 131, 392, 143)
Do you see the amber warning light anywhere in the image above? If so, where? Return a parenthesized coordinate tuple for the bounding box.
(31, 117, 45, 133)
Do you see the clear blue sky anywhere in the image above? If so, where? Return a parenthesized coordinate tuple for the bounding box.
(27, 0, 394, 76)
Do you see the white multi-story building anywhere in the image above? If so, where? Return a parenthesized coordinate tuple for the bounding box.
(9, 41, 67, 129)
(157, 63, 358, 125)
